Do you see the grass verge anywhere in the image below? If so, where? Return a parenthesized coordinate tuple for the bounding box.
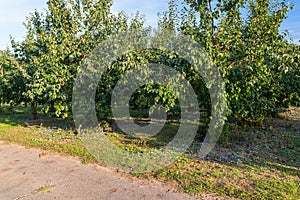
(0, 105, 299, 199)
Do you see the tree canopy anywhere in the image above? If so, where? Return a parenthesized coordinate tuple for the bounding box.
(0, 0, 299, 123)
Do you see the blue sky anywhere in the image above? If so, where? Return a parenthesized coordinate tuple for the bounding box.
(0, 0, 299, 50)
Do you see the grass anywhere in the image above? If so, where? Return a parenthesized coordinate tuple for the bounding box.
(0, 104, 299, 199)
(148, 116, 299, 199)
(0, 105, 96, 163)
(150, 157, 299, 199)
(35, 185, 55, 193)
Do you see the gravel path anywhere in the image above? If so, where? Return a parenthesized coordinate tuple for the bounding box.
(0, 141, 225, 200)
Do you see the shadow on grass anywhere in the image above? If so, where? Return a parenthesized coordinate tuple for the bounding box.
(102, 107, 300, 178)
(2, 105, 299, 175)
(0, 105, 74, 130)
(195, 116, 300, 177)
(1, 104, 299, 199)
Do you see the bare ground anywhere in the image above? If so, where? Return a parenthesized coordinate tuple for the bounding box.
(0, 141, 227, 200)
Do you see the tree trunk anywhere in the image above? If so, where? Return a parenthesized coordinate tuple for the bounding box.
(31, 102, 38, 120)
(50, 102, 55, 113)
(9, 102, 13, 111)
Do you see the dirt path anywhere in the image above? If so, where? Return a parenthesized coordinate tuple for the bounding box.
(0, 141, 225, 200)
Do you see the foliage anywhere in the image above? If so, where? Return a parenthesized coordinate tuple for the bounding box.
(177, 0, 299, 122)
(0, 0, 299, 123)
(4, 0, 136, 119)
(95, 48, 210, 120)
(0, 50, 29, 105)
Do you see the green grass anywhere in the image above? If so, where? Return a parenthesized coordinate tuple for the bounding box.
(0, 104, 299, 199)
(0, 105, 96, 163)
(149, 157, 299, 199)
